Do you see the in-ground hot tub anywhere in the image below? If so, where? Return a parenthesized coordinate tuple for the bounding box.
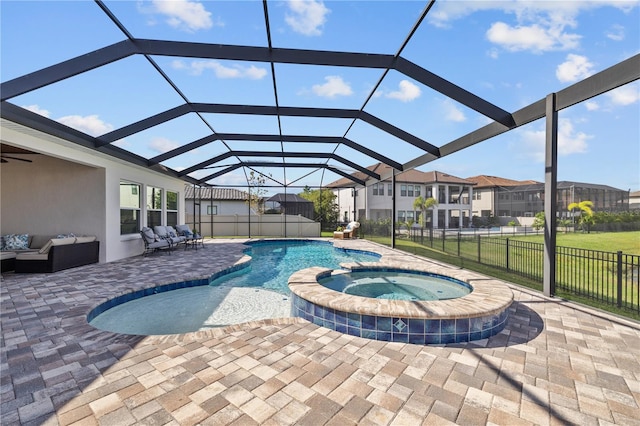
(288, 263, 513, 345)
(319, 269, 472, 301)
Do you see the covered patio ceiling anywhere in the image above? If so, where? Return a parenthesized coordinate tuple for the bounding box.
(1, 0, 638, 190)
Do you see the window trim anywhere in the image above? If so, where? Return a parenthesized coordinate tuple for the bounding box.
(120, 180, 141, 235)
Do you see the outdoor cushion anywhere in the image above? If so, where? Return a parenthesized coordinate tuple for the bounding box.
(51, 237, 77, 246)
(0, 252, 16, 260)
(141, 227, 156, 244)
(30, 234, 57, 249)
(3, 234, 29, 250)
(15, 252, 49, 261)
(175, 225, 193, 237)
(56, 233, 76, 239)
(147, 240, 170, 249)
(75, 236, 97, 244)
(38, 240, 54, 254)
(153, 226, 169, 237)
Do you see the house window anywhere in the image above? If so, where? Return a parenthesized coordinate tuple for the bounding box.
(406, 211, 414, 222)
(449, 186, 460, 204)
(438, 185, 446, 203)
(166, 191, 178, 227)
(401, 185, 407, 196)
(387, 184, 392, 196)
(407, 185, 414, 197)
(415, 185, 421, 197)
(207, 205, 218, 215)
(147, 186, 163, 229)
(398, 211, 406, 223)
(120, 181, 140, 235)
(473, 192, 481, 200)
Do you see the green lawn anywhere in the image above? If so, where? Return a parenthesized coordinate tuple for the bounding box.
(365, 232, 640, 320)
(509, 231, 640, 255)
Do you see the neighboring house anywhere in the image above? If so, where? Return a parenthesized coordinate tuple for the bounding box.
(325, 163, 476, 229)
(265, 193, 315, 220)
(1, 121, 187, 263)
(184, 186, 250, 217)
(466, 175, 541, 220)
(629, 190, 640, 210)
(467, 175, 630, 221)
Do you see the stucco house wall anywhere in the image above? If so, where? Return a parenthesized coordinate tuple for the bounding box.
(1, 119, 186, 262)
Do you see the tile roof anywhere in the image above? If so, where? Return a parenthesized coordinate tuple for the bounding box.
(465, 175, 540, 188)
(184, 186, 249, 200)
(325, 163, 475, 188)
(267, 193, 313, 203)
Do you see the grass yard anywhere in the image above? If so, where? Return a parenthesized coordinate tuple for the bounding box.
(509, 231, 640, 255)
(365, 232, 640, 320)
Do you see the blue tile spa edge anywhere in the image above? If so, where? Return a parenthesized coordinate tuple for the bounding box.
(291, 293, 509, 345)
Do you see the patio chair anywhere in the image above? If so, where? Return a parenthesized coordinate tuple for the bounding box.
(175, 225, 204, 249)
(333, 221, 360, 239)
(140, 227, 171, 255)
(154, 225, 187, 249)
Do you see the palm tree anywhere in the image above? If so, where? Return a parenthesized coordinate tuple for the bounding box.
(568, 200, 594, 233)
(413, 196, 438, 228)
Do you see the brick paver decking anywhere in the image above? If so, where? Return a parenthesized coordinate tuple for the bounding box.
(1, 239, 639, 425)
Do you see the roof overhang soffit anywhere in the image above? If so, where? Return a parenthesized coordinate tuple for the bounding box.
(0, 102, 201, 184)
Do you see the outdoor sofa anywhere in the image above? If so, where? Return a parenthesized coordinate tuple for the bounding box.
(1, 234, 99, 273)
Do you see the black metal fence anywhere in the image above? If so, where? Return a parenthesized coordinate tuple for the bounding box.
(362, 226, 640, 314)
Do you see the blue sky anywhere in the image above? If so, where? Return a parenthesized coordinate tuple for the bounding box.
(2, 0, 639, 192)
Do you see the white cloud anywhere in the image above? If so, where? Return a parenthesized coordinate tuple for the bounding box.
(22, 104, 116, 138)
(386, 80, 421, 102)
(57, 114, 114, 136)
(442, 99, 466, 122)
(585, 101, 600, 111)
(22, 104, 51, 118)
(606, 83, 640, 106)
(556, 54, 595, 83)
(149, 0, 215, 32)
(519, 118, 590, 162)
(606, 24, 625, 41)
(430, 2, 636, 53)
(172, 60, 267, 79)
(285, 0, 330, 36)
(311, 75, 352, 98)
(148, 137, 180, 154)
(486, 22, 580, 53)
(429, 1, 635, 27)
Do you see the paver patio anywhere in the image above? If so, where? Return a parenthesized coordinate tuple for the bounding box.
(1, 239, 639, 425)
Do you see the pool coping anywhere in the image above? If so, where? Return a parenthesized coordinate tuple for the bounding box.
(288, 261, 514, 320)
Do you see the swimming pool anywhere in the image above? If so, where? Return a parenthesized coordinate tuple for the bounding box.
(88, 240, 380, 335)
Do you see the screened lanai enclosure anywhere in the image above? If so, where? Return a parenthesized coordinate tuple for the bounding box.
(1, 0, 638, 296)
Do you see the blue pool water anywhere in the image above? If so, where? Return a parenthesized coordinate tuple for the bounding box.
(217, 240, 380, 294)
(89, 240, 380, 335)
(319, 270, 471, 301)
